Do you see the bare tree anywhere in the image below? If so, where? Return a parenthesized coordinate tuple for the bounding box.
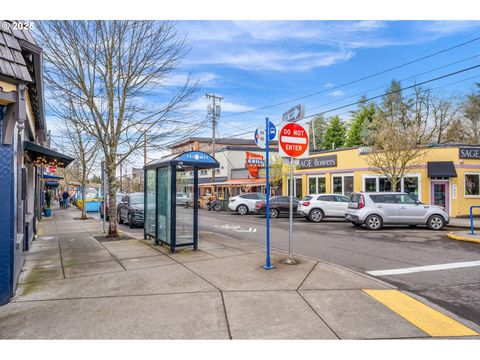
(365, 119, 426, 190)
(463, 85, 480, 144)
(34, 21, 203, 238)
(430, 97, 459, 144)
(53, 101, 99, 219)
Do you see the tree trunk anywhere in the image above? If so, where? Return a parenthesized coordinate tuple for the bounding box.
(106, 160, 119, 239)
(81, 170, 88, 220)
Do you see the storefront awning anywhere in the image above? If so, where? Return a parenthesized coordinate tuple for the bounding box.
(427, 161, 457, 178)
(42, 173, 64, 180)
(24, 141, 74, 167)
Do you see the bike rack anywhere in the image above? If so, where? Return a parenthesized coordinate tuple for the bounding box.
(469, 206, 480, 235)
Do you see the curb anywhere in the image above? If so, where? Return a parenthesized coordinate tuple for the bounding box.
(447, 232, 480, 244)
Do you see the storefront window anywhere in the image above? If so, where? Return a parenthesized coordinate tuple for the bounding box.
(295, 178, 302, 199)
(344, 176, 354, 196)
(308, 178, 316, 195)
(365, 178, 376, 192)
(308, 176, 326, 194)
(333, 176, 342, 194)
(318, 177, 326, 193)
(333, 175, 354, 196)
(404, 177, 419, 199)
(465, 174, 480, 196)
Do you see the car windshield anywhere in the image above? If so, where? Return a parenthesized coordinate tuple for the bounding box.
(303, 196, 313, 201)
(129, 194, 144, 204)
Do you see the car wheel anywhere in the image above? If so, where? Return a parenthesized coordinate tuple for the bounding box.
(365, 215, 383, 230)
(309, 209, 324, 223)
(351, 221, 361, 227)
(118, 211, 123, 224)
(129, 214, 134, 228)
(237, 204, 248, 215)
(269, 208, 279, 218)
(427, 215, 445, 230)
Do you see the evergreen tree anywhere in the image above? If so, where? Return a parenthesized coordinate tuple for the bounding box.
(321, 115, 346, 150)
(345, 101, 376, 147)
(308, 115, 327, 151)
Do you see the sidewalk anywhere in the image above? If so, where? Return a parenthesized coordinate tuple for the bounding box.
(448, 217, 480, 230)
(0, 207, 479, 339)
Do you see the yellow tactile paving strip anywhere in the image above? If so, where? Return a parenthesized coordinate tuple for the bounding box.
(363, 289, 479, 337)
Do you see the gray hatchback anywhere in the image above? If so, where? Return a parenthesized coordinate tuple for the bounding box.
(345, 192, 450, 230)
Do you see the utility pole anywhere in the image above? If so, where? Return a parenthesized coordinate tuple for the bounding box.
(205, 93, 223, 191)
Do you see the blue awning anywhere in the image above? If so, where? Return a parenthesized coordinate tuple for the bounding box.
(42, 173, 64, 180)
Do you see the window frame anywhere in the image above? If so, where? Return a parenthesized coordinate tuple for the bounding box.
(464, 173, 480, 198)
(331, 173, 354, 196)
(362, 173, 421, 199)
(307, 175, 326, 195)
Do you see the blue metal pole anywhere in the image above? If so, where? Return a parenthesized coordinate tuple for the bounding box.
(263, 117, 274, 270)
(470, 206, 475, 235)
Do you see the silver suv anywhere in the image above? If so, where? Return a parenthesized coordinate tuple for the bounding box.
(345, 192, 450, 230)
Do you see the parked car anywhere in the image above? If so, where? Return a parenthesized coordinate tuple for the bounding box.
(100, 193, 124, 221)
(117, 192, 145, 228)
(228, 192, 267, 215)
(254, 196, 301, 218)
(345, 192, 450, 230)
(176, 192, 191, 206)
(297, 194, 350, 222)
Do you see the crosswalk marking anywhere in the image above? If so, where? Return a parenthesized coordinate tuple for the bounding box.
(366, 260, 480, 276)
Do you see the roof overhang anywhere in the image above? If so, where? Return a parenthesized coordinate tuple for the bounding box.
(427, 161, 457, 178)
(145, 150, 219, 170)
(24, 141, 74, 167)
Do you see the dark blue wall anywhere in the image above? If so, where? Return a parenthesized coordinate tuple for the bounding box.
(0, 105, 15, 305)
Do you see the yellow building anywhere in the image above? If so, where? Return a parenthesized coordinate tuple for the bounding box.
(283, 144, 480, 218)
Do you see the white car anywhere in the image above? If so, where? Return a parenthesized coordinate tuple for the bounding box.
(297, 194, 350, 222)
(228, 193, 267, 215)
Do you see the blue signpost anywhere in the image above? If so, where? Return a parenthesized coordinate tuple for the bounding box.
(261, 118, 275, 270)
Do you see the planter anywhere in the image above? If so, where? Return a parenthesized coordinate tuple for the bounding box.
(44, 208, 52, 217)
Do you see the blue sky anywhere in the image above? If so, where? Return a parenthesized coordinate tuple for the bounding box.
(164, 20, 480, 139)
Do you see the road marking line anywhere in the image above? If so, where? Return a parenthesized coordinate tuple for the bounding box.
(363, 289, 479, 337)
(366, 260, 480, 276)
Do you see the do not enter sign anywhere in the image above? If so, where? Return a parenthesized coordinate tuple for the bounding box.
(279, 122, 309, 158)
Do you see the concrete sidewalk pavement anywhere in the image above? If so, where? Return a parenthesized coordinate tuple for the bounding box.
(0, 207, 479, 339)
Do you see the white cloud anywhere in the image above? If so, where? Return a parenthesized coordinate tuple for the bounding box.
(328, 90, 346, 97)
(187, 49, 354, 72)
(160, 72, 219, 87)
(323, 83, 335, 88)
(186, 97, 254, 113)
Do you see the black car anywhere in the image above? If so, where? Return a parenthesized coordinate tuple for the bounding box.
(117, 192, 144, 228)
(254, 196, 301, 218)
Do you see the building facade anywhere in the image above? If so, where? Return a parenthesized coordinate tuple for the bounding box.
(0, 22, 73, 305)
(283, 144, 480, 218)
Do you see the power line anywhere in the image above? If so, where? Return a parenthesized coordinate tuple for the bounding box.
(220, 36, 480, 118)
(218, 63, 480, 139)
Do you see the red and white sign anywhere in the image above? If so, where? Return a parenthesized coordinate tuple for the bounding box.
(279, 122, 309, 158)
(245, 152, 265, 178)
(47, 165, 57, 173)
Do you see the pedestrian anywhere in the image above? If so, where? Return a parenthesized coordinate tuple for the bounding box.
(62, 190, 69, 209)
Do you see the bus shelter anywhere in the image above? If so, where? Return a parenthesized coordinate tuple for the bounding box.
(144, 151, 219, 252)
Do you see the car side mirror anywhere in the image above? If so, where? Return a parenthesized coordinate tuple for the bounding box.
(416, 200, 421, 205)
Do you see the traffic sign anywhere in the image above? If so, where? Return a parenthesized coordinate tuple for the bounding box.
(254, 121, 276, 149)
(282, 104, 305, 123)
(279, 122, 309, 158)
(47, 165, 57, 173)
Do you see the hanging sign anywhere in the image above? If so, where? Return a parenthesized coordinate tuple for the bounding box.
(246, 152, 265, 178)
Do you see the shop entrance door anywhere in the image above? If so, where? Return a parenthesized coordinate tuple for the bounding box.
(430, 180, 450, 214)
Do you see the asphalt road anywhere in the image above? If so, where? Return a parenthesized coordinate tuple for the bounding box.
(197, 209, 480, 326)
(91, 209, 480, 326)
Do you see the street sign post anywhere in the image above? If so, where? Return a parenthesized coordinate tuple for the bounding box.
(259, 118, 275, 270)
(282, 104, 305, 123)
(279, 120, 309, 265)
